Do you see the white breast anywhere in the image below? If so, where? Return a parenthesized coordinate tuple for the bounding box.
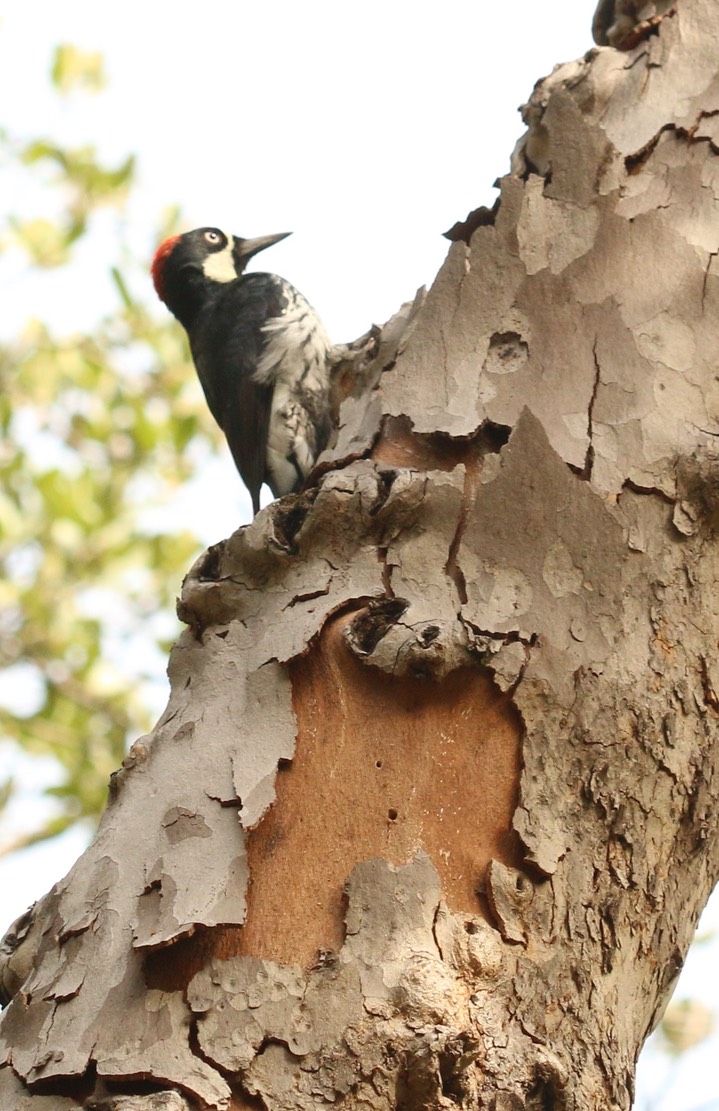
(253, 280, 331, 390)
(254, 279, 332, 496)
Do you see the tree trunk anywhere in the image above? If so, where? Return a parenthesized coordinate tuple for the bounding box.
(3, 2, 719, 1108)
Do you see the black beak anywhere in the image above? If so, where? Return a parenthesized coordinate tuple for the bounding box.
(234, 231, 291, 266)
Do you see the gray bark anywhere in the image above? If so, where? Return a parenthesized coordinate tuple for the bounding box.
(3, 2, 719, 1108)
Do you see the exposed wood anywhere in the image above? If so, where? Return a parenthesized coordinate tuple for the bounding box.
(237, 614, 523, 966)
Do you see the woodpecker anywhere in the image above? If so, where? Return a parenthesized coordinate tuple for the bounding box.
(151, 227, 332, 515)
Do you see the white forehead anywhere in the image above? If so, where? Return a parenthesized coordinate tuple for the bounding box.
(201, 234, 237, 283)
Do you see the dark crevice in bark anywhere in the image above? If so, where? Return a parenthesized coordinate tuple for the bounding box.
(345, 598, 410, 657)
(625, 125, 673, 173)
(445, 486, 473, 608)
(443, 424, 510, 606)
(255, 1036, 299, 1061)
(193, 541, 225, 582)
(526, 1077, 565, 1111)
(461, 617, 537, 651)
(308, 444, 377, 487)
(626, 112, 717, 176)
(231, 1084, 268, 1111)
(444, 197, 501, 244)
(482, 421, 512, 452)
(430, 901, 445, 962)
(621, 477, 676, 504)
(499, 643, 533, 700)
(27, 1066, 147, 1109)
(144, 925, 213, 993)
(375, 414, 507, 472)
(378, 546, 394, 595)
(437, 1043, 479, 1104)
(699, 655, 719, 713)
(680, 451, 719, 533)
(702, 248, 718, 307)
(86, 1076, 189, 1110)
(593, 4, 676, 50)
(270, 488, 320, 554)
(283, 585, 332, 610)
(371, 467, 398, 514)
(581, 339, 601, 481)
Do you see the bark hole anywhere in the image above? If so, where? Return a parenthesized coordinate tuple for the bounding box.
(373, 415, 485, 472)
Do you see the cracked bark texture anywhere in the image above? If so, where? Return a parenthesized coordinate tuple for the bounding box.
(3, 1, 719, 1107)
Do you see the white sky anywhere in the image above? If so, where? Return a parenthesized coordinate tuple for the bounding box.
(0, 1, 597, 343)
(1, 3, 718, 1107)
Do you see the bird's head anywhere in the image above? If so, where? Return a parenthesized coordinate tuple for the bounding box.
(151, 227, 291, 325)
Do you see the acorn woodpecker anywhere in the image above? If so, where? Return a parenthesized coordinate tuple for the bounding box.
(151, 227, 332, 515)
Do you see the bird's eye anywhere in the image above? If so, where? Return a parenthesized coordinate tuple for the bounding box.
(204, 230, 222, 245)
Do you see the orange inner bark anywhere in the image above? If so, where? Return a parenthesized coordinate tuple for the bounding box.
(228, 612, 523, 967)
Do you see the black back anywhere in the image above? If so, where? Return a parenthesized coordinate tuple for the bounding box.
(188, 273, 288, 514)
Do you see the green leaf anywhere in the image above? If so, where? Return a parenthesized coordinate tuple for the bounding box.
(51, 45, 106, 96)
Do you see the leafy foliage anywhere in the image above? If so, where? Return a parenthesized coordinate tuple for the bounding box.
(52, 45, 106, 97)
(0, 45, 218, 851)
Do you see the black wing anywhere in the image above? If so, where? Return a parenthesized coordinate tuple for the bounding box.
(190, 275, 286, 515)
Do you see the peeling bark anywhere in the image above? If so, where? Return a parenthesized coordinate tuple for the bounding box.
(3, 1, 719, 1108)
